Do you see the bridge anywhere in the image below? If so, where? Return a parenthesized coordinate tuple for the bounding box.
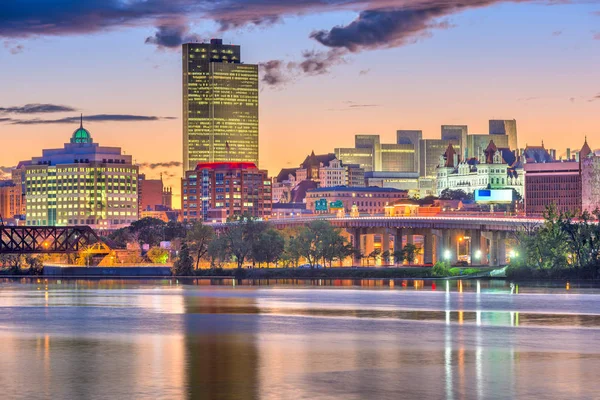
(0, 225, 109, 255)
(215, 214, 544, 266)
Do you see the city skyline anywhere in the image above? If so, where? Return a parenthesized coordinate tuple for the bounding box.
(1, 2, 599, 208)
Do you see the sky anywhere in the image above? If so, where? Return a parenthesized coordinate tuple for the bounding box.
(1, 0, 599, 208)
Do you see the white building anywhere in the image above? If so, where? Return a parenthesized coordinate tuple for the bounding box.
(436, 141, 524, 197)
(25, 118, 139, 229)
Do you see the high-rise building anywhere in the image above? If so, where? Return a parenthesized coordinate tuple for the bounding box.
(181, 162, 271, 222)
(489, 119, 518, 152)
(336, 134, 418, 174)
(419, 139, 459, 178)
(441, 125, 468, 157)
(0, 181, 22, 220)
(24, 119, 138, 228)
(467, 134, 509, 160)
(183, 39, 259, 171)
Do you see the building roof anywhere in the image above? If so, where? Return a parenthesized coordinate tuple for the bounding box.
(444, 143, 457, 168)
(195, 162, 258, 171)
(275, 168, 297, 183)
(307, 186, 407, 193)
(580, 138, 592, 160)
(523, 145, 553, 163)
(300, 151, 337, 169)
(71, 116, 93, 144)
(290, 180, 317, 203)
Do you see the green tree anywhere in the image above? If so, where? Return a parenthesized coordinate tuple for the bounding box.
(440, 189, 471, 201)
(164, 221, 187, 241)
(207, 235, 229, 268)
(147, 247, 169, 264)
(293, 220, 346, 268)
(367, 249, 382, 266)
(130, 217, 166, 247)
(381, 250, 391, 266)
(220, 217, 266, 269)
(403, 243, 420, 264)
(172, 244, 194, 276)
(186, 221, 215, 269)
(393, 249, 405, 266)
(252, 228, 285, 268)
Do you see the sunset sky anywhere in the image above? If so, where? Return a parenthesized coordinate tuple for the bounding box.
(1, 0, 599, 207)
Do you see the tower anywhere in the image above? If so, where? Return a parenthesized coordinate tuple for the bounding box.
(182, 39, 259, 172)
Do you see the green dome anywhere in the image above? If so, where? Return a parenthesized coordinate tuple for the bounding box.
(71, 116, 93, 144)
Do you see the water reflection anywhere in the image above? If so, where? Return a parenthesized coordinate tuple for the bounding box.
(1, 279, 600, 399)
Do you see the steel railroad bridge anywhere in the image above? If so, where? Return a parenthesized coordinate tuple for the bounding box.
(0, 225, 109, 255)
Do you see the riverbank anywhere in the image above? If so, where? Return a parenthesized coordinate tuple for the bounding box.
(0, 265, 495, 279)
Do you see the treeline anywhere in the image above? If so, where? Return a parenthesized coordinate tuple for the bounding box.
(108, 216, 421, 276)
(509, 205, 600, 279)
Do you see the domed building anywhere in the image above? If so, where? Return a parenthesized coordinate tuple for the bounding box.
(24, 117, 139, 229)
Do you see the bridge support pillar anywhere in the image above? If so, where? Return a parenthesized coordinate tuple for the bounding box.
(382, 230, 390, 265)
(449, 230, 459, 264)
(433, 230, 443, 263)
(423, 231, 434, 264)
(486, 231, 506, 267)
(470, 230, 482, 265)
(394, 228, 403, 253)
(407, 233, 414, 245)
(351, 228, 362, 266)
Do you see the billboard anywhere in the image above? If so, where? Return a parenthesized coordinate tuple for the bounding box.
(474, 189, 513, 204)
(329, 200, 344, 210)
(315, 199, 328, 211)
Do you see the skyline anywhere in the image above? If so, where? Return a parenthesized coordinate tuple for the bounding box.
(1, 2, 600, 207)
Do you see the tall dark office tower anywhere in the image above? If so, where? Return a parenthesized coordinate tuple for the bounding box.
(489, 119, 518, 151)
(183, 39, 259, 171)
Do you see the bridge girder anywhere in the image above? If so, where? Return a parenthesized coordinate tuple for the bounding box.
(0, 226, 108, 254)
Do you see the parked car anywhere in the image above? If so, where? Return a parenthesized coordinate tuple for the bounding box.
(298, 263, 323, 269)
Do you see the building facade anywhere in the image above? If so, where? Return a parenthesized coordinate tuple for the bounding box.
(305, 186, 408, 215)
(182, 162, 271, 222)
(24, 120, 138, 229)
(0, 181, 22, 220)
(436, 141, 524, 197)
(441, 125, 468, 157)
(138, 174, 173, 212)
(489, 119, 518, 152)
(183, 39, 259, 171)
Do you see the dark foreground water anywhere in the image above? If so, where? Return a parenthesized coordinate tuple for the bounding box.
(1, 278, 599, 400)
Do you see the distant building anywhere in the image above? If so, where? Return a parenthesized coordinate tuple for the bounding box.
(489, 119, 518, 152)
(23, 118, 138, 229)
(436, 141, 524, 197)
(182, 162, 271, 222)
(524, 141, 589, 216)
(441, 125, 468, 157)
(138, 174, 173, 212)
(345, 164, 366, 188)
(419, 139, 460, 178)
(0, 181, 22, 220)
(182, 39, 259, 171)
(467, 134, 509, 161)
(581, 140, 600, 213)
(305, 186, 408, 215)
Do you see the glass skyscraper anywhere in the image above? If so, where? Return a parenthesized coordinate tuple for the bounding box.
(183, 39, 259, 171)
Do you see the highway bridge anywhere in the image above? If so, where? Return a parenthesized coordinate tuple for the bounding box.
(214, 214, 544, 266)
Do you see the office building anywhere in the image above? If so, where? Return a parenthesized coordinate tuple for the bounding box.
(182, 162, 271, 222)
(419, 139, 460, 178)
(441, 125, 468, 157)
(467, 134, 509, 161)
(183, 39, 259, 171)
(489, 119, 518, 152)
(523, 141, 592, 216)
(24, 119, 139, 228)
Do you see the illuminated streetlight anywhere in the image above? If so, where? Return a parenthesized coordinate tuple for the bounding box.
(444, 249, 451, 261)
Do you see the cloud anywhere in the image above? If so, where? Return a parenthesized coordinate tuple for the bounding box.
(359, 69, 371, 75)
(0, 166, 14, 180)
(4, 41, 24, 54)
(328, 101, 381, 111)
(260, 49, 346, 87)
(552, 30, 562, 36)
(594, 32, 600, 40)
(0, 104, 77, 114)
(6, 114, 176, 125)
(589, 94, 600, 102)
(139, 161, 183, 169)
(145, 22, 200, 49)
(311, 6, 480, 52)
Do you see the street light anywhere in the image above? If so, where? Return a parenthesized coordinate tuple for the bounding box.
(444, 249, 451, 261)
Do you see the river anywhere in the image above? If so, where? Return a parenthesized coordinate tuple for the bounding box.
(0, 278, 598, 399)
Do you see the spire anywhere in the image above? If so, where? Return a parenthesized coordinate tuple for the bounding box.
(80, 114, 83, 129)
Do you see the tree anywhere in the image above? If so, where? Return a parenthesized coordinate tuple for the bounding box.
(293, 220, 348, 268)
(220, 217, 266, 269)
(367, 249, 382, 266)
(403, 243, 420, 264)
(393, 250, 405, 266)
(164, 221, 187, 241)
(207, 235, 229, 268)
(381, 250, 391, 266)
(172, 244, 194, 276)
(439, 189, 471, 201)
(147, 247, 169, 264)
(186, 221, 215, 269)
(252, 228, 285, 267)
(130, 217, 166, 247)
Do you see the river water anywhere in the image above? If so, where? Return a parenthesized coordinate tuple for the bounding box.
(0, 278, 599, 399)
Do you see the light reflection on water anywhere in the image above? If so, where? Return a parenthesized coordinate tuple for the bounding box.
(1, 278, 600, 399)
